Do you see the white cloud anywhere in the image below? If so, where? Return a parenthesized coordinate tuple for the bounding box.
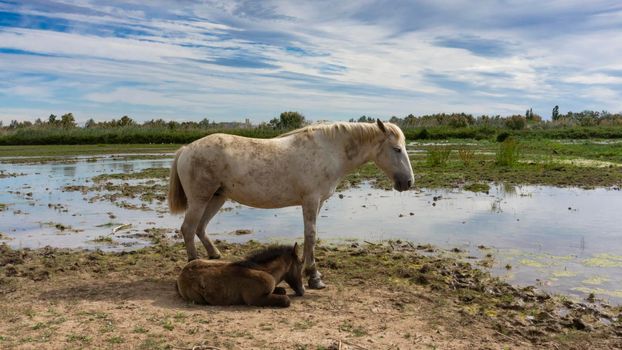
(0, 0, 621, 124)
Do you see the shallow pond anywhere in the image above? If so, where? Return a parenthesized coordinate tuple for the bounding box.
(1, 155, 621, 304)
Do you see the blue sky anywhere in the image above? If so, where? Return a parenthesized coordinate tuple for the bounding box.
(1, 0, 622, 124)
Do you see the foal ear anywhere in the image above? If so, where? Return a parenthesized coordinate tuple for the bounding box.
(376, 119, 387, 134)
(293, 242, 301, 259)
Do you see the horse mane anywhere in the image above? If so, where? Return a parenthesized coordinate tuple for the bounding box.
(278, 121, 404, 144)
(232, 245, 295, 268)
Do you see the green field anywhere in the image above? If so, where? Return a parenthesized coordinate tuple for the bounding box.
(2, 124, 622, 146)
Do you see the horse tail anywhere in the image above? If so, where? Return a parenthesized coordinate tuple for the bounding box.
(168, 147, 187, 214)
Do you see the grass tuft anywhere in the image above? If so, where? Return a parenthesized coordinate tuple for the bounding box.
(458, 147, 475, 166)
(426, 146, 451, 167)
(496, 137, 521, 167)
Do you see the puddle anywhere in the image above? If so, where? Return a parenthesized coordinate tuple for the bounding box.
(1, 156, 622, 303)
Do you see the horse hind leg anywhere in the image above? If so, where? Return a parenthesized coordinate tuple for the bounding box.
(195, 192, 226, 259)
(181, 199, 209, 261)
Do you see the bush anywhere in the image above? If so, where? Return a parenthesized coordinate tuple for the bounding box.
(496, 137, 520, 167)
(496, 132, 511, 142)
(505, 115, 526, 130)
(417, 128, 430, 139)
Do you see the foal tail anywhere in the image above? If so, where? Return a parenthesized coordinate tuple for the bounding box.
(168, 147, 187, 214)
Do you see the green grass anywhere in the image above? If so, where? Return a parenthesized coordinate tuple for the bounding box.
(67, 334, 92, 343)
(107, 336, 124, 344)
(0, 126, 281, 146)
(91, 236, 115, 244)
(2, 124, 622, 146)
(426, 146, 451, 167)
(458, 147, 475, 166)
(0, 144, 180, 157)
(343, 139, 622, 189)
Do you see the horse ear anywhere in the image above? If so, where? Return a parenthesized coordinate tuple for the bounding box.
(376, 119, 387, 134)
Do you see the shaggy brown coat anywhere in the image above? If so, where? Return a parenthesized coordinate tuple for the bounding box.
(177, 244, 304, 307)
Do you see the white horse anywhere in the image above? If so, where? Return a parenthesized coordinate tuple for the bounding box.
(168, 120, 414, 289)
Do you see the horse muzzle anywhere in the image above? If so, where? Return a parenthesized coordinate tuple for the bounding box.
(393, 174, 413, 192)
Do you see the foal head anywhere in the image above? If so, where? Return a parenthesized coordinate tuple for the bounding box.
(238, 243, 305, 296)
(372, 119, 414, 191)
(284, 242, 305, 296)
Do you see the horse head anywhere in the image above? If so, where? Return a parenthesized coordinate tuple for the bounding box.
(373, 119, 414, 192)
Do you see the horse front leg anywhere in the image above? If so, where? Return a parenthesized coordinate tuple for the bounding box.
(302, 198, 326, 289)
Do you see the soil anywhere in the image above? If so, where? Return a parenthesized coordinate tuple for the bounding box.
(1, 240, 621, 350)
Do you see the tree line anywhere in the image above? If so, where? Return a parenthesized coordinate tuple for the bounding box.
(2, 108, 622, 132)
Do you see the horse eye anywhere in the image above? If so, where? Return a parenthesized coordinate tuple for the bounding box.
(393, 147, 401, 153)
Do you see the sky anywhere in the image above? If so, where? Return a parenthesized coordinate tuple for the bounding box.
(1, 0, 622, 125)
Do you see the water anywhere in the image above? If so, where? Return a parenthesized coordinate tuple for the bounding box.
(1, 156, 621, 303)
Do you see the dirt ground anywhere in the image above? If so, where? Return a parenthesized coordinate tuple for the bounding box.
(1, 240, 621, 350)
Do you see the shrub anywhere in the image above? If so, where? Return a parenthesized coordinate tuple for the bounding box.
(417, 128, 430, 139)
(496, 137, 520, 167)
(496, 131, 511, 142)
(505, 115, 527, 130)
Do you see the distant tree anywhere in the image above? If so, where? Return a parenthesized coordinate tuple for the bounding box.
(505, 115, 527, 130)
(357, 115, 374, 123)
(552, 105, 560, 120)
(119, 115, 135, 127)
(84, 118, 96, 128)
(48, 114, 58, 126)
(144, 118, 167, 128)
(389, 116, 400, 124)
(9, 120, 18, 129)
(270, 111, 306, 129)
(281, 111, 305, 129)
(198, 118, 211, 129)
(34, 118, 43, 126)
(449, 114, 469, 128)
(60, 113, 76, 128)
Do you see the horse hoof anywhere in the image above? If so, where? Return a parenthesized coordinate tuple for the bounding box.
(308, 277, 326, 289)
(208, 253, 221, 259)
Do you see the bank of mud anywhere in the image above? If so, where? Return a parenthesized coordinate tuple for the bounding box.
(1, 239, 621, 349)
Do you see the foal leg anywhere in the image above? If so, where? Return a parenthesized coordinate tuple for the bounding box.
(302, 198, 326, 289)
(195, 193, 226, 259)
(181, 199, 208, 261)
(272, 287, 287, 295)
(243, 291, 291, 307)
